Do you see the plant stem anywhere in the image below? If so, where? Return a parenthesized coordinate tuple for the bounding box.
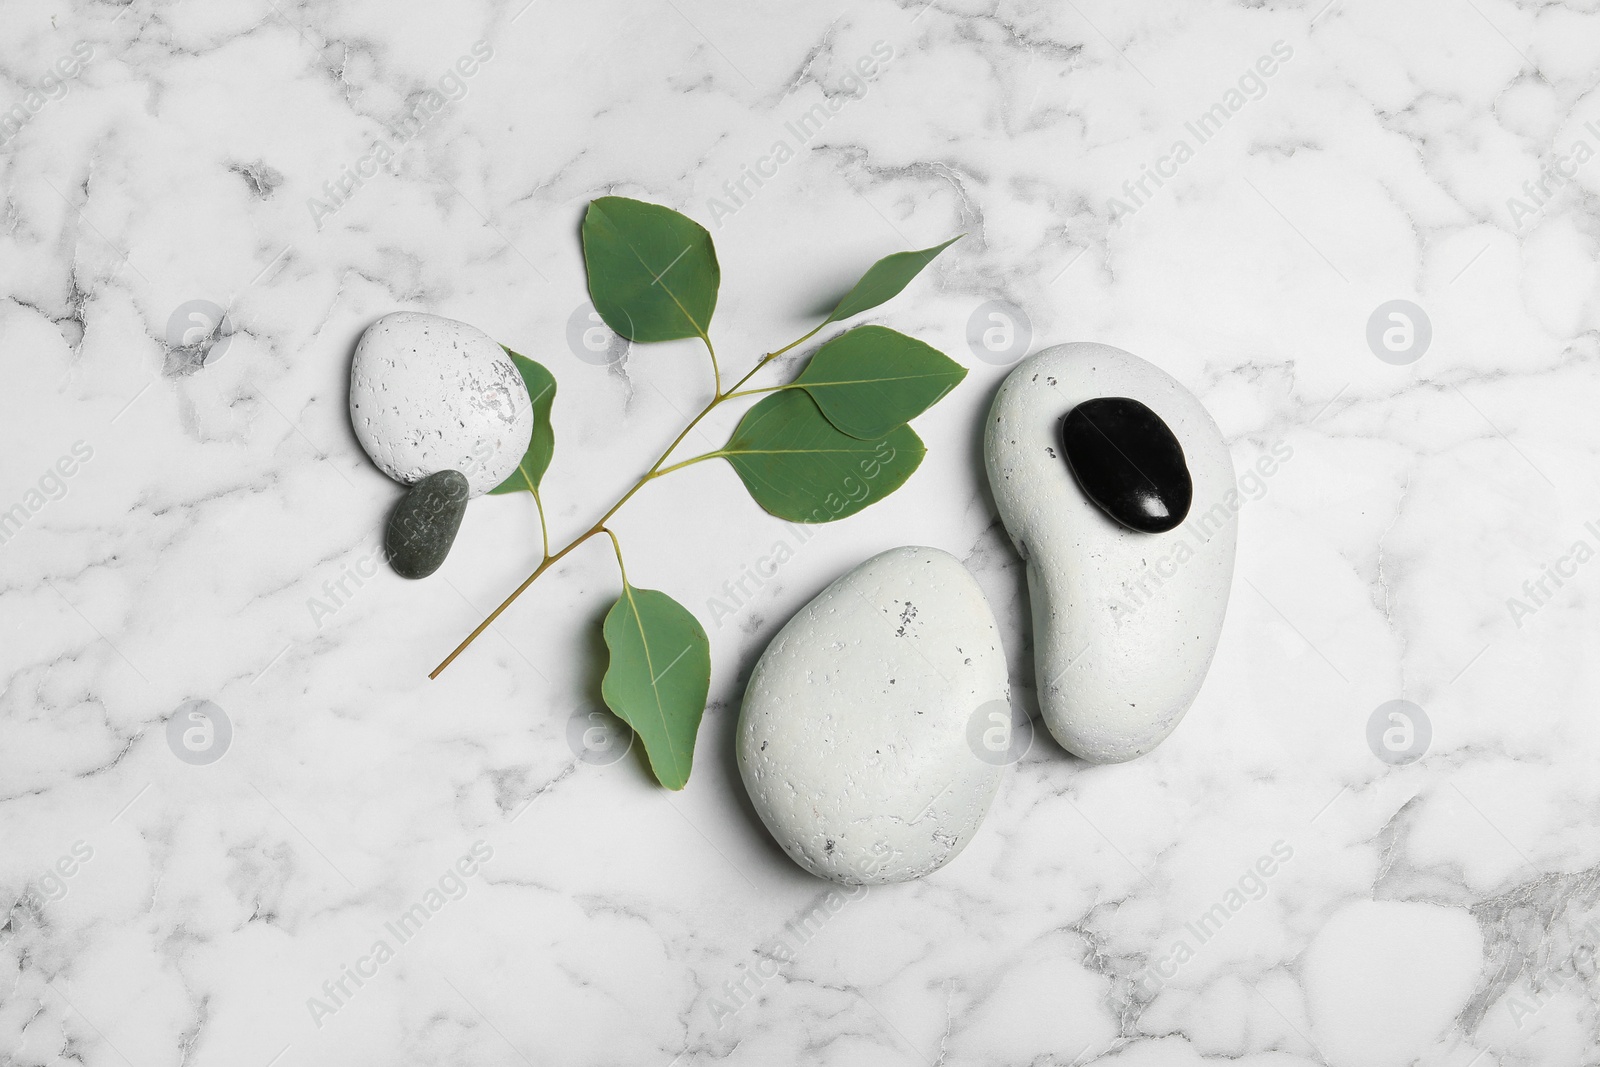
(431, 412, 711, 678)
(651, 452, 726, 478)
(719, 384, 788, 401)
(531, 487, 550, 559)
(427, 529, 595, 679)
(429, 319, 832, 679)
(702, 334, 722, 397)
(600, 527, 627, 584)
(722, 321, 828, 397)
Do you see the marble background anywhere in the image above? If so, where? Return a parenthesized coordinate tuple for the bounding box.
(4, 0, 1599, 1063)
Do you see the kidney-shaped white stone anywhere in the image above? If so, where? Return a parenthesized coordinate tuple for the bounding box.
(738, 547, 1010, 885)
(350, 312, 533, 496)
(984, 343, 1236, 763)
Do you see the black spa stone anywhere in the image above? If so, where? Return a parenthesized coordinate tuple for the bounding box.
(1060, 397, 1191, 533)
(387, 469, 470, 579)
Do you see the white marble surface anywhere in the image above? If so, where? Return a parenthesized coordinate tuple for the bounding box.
(3, 0, 1598, 1063)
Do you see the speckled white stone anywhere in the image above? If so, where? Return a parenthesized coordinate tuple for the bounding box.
(985, 343, 1236, 763)
(737, 547, 1010, 885)
(349, 311, 533, 496)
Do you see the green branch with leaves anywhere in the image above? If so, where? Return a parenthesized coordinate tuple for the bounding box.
(432, 196, 965, 789)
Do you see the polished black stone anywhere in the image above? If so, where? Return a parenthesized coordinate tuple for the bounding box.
(387, 470, 470, 579)
(1060, 398, 1191, 533)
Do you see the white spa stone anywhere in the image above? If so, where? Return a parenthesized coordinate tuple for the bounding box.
(349, 311, 532, 497)
(984, 342, 1236, 763)
(737, 546, 1010, 885)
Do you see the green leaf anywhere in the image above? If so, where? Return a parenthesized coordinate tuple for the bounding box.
(825, 236, 960, 324)
(792, 325, 967, 440)
(582, 196, 720, 343)
(488, 350, 557, 495)
(721, 390, 924, 523)
(600, 584, 712, 790)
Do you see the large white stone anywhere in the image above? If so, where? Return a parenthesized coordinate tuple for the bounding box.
(984, 343, 1236, 763)
(737, 547, 1010, 885)
(349, 312, 533, 497)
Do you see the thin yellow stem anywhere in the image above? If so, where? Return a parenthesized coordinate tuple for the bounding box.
(651, 451, 726, 478)
(531, 486, 550, 560)
(723, 321, 829, 396)
(600, 527, 627, 585)
(702, 334, 722, 397)
(720, 384, 789, 401)
(428, 527, 606, 678)
(431, 401, 718, 678)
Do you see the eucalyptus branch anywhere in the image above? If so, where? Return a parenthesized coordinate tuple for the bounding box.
(410, 196, 960, 792)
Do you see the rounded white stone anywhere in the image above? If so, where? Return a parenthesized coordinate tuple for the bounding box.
(349, 311, 533, 497)
(737, 546, 1011, 886)
(984, 343, 1236, 763)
